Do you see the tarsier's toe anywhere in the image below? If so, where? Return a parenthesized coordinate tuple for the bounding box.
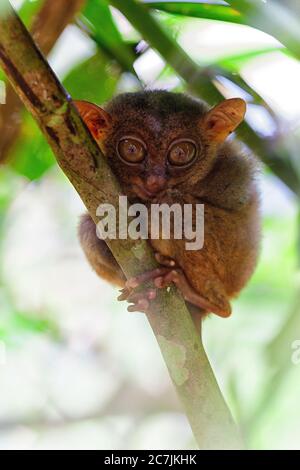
(120, 267, 172, 313)
(154, 253, 177, 268)
(117, 287, 131, 301)
(127, 298, 149, 313)
(127, 288, 157, 304)
(125, 267, 170, 289)
(153, 268, 182, 289)
(118, 285, 157, 313)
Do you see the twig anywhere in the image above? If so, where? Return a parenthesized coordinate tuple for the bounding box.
(0, 1, 243, 449)
(0, 379, 181, 432)
(228, 0, 300, 61)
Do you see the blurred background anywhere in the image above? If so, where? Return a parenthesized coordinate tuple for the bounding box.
(0, 0, 300, 450)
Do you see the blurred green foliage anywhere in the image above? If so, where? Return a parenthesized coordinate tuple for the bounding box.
(146, 1, 245, 24)
(63, 52, 120, 104)
(80, 0, 137, 72)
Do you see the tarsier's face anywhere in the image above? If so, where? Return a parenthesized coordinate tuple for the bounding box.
(75, 91, 246, 202)
(103, 97, 210, 202)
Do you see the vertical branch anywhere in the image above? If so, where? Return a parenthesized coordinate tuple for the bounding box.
(31, 0, 86, 56)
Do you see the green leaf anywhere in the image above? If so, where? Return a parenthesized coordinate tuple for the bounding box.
(81, 0, 136, 72)
(0, 309, 59, 343)
(213, 47, 287, 72)
(146, 2, 245, 25)
(0, 291, 59, 343)
(10, 113, 55, 180)
(18, 0, 44, 28)
(13, 311, 58, 336)
(63, 51, 119, 104)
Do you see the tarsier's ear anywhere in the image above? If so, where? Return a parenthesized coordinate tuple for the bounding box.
(202, 98, 246, 143)
(74, 100, 112, 142)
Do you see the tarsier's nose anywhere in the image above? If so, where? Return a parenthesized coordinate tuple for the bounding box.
(145, 174, 166, 194)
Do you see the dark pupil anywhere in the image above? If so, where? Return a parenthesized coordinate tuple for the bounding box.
(128, 143, 136, 154)
(120, 139, 145, 162)
(174, 146, 185, 160)
(170, 142, 195, 165)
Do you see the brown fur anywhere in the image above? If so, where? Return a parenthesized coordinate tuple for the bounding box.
(77, 91, 261, 317)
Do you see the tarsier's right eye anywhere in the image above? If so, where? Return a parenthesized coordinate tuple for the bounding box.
(117, 137, 146, 164)
(168, 139, 197, 167)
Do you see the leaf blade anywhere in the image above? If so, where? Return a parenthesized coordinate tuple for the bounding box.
(146, 2, 245, 24)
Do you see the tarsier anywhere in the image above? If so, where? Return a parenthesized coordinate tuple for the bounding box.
(76, 91, 260, 322)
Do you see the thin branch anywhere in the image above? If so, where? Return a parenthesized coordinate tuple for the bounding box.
(228, 0, 300, 61)
(110, 0, 300, 195)
(0, 2, 243, 450)
(31, 0, 86, 56)
(0, 0, 85, 163)
(0, 379, 181, 432)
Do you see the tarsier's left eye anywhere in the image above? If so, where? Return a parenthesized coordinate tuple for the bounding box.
(117, 137, 146, 164)
(168, 140, 197, 167)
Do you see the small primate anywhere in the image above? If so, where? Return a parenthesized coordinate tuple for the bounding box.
(76, 91, 260, 321)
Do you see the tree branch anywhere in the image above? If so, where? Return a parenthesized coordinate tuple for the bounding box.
(31, 0, 86, 56)
(0, 1, 243, 449)
(0, 0, 85, 163)
(228, 0, 300, 61)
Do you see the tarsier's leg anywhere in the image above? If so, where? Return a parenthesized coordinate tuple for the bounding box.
(120, 253, 231, 318)
(78, 213, 126, 287)
(79, 215, 231, 319)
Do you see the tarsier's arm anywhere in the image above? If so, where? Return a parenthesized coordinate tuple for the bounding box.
(79, 213, 126, 287)
(196, 142, 259, 211)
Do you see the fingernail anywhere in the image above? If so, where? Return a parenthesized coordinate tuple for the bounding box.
(127, 278, 138, 288)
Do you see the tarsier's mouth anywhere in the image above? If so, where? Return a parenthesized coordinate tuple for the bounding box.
(132, 184, 163, 201)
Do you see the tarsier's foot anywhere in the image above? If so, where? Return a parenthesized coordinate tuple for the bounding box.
(118, 285, 157, 313)
(118, 252, 176, 312)
(118, 266, 169, 313)
(154, 253, 177, 268)
(118, 252, 230, 317)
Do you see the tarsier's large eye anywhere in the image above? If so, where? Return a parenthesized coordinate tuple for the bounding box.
(168, 139, 197, 167)
(117, 137, 146, 163)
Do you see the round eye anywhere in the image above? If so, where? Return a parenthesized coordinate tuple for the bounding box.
(168, 140, 197, 167)
(117, 137, 146, 163)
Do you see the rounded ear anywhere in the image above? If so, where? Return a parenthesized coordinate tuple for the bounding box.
(202, 98, 246, 143)
(74, 100, 112, 142)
